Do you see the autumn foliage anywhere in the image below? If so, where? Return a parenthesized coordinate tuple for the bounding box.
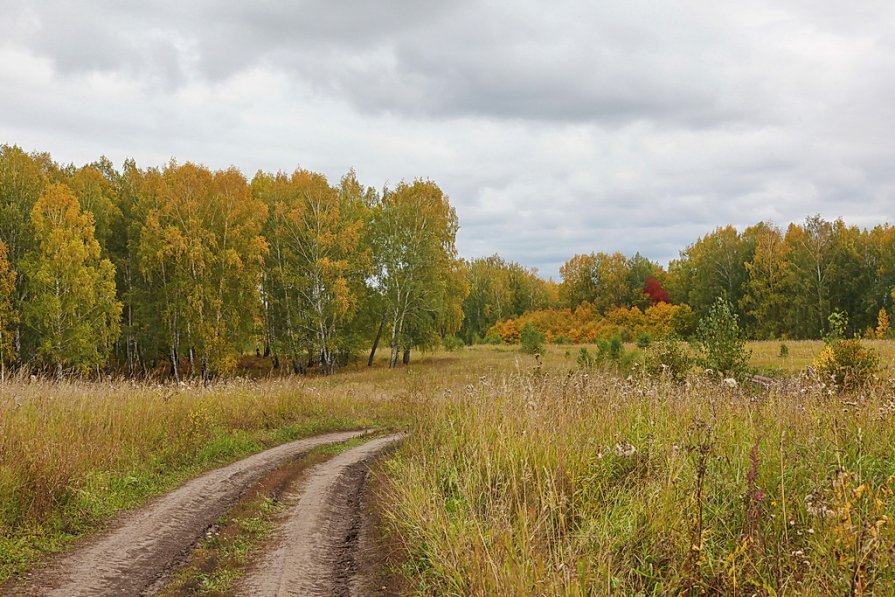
(488, 301, 694, 344)
(0, 145, 464, 377)
(2, 143, 895, 378)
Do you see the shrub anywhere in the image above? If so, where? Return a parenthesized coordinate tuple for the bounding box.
(695, 298, 751, 378)
(442, 335, 465, 352)
(636, 333, 652, 349)
(813, 339, 879, 390)
(520, 323, 545, 354)
(645, 337, 692, 382)
(608, 335, 624, 361)
(779, 342, 789, 358)
(553, 335, 572, 345)
(481, 334, 502, 345)
(576, 347, 595, 370)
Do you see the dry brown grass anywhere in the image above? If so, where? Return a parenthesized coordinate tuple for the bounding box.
(0, 373, 404, 581)
(4, 340, 895, 593)
(379, 344, 895, 594)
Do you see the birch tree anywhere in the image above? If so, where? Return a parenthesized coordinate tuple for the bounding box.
(255, 169, 368, 374)
(137, 163, 267, 378)
(22, 183, 121, 377)
(371, 180, 463, 368)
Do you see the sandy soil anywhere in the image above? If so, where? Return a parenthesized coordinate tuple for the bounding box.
(4, 430, 368, 597)
(236, 434, 404, 597)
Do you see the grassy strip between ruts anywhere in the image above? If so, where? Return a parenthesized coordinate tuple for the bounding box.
(156, 433, 382, 596)
(0, 378, 404, 583)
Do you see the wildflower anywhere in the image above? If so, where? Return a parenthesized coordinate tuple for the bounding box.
(805, 493, 834, 518)
(614, 442, 637, 458)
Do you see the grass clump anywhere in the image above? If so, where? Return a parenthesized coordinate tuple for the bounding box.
(644, 337, 692, 382)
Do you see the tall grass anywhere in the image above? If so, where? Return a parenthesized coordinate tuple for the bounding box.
(0, 374, 402, 580)
(383, 358, 895, 594)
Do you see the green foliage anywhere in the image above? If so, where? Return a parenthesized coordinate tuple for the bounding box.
(520, 323, 544, 354)
(576, 347, 595, 370)
(481, 334, 501, 345)
(778, 342, 789, 358)
(577, 335, 638, 372)
(553, 335, 572, 345)
(442, 335, 465, 352)
(460, 255, 554, 344)
(371, 180, 467, 368)
(608, 335, 623, 360)
(636, 332, 652, 349)
(254, 169, 368, 375)
(668, 225, 753, 322)
(695, 297, 751, 378)
(644, 337, 692, 382)
(824, 310, 848, 344)
(559, 251, 663, 312)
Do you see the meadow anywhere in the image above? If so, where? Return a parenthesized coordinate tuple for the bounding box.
(378, 343, 895, 594)
(2, 340, 895, 594)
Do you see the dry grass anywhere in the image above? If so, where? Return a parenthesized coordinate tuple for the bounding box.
(748, 339, 895, 377)
(4, 340, 895, 593)
(379, 344, 895, 595)
(0, 373, 405, 581)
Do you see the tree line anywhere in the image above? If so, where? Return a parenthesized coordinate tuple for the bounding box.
(462, 219, 895, 344)
(0, 145, 464, 378)
(3, 144, 893, 379)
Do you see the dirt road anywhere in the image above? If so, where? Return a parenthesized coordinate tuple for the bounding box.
(6, 429, 368, 597)
(237, 434, 404, 597)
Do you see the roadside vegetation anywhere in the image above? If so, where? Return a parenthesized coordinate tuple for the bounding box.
(0, 375, 404, 581)
(1, 337, 894, 592)
(380, 344, 895, 594)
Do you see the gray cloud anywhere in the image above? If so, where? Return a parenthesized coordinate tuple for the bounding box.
(1, 1, 894, 277)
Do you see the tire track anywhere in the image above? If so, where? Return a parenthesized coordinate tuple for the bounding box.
(5, 429, 368, 597)
(237, 434, 404, 597)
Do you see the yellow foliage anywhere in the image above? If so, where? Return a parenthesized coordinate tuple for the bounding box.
(489, 302, 694, 343)
(876, 308, 890, 339)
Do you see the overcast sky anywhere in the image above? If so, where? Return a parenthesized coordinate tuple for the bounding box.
(1, 1, 894, 278)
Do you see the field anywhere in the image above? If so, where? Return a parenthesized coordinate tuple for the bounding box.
(2, 340, 895, 593)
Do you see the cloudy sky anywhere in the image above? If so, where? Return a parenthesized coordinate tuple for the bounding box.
(1, 1, 893, 277)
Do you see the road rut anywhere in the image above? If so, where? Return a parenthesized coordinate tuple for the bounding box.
(6, 429, 368, 597)
(238, 434, 404, 596)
